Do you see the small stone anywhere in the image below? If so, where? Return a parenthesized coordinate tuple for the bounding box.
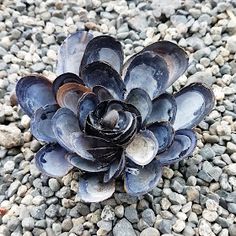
(206, 199, 218, 211)
(128, 13, 148, 32)
(159, 219, 172, 234)
(30, 140, 41, 152)
(200, 146, 216, 160)
(228, 203, 236, 214)
(101, 205, 115, 221)
(226, 36, 236, 53)
(7, 180, 21, 198)
(21, 115, 31, 129)
(198, 219, 214, 236)
(171, 179, 184, 193)
(168, 192, 186, 205)
(172, 219, 185, 233)
(3, 160, 15, 173)
(22, 217, 34, 230)
(7, 216, 20, 231)
(183, 225, 195, 236)
(227, 143, 236, 154)
(31, 63, 45, 72)
(45, 204, 58, 218)
(115, 205, 124, 218)
(162, 167, 174, 179)
(160, 198, 171, 210)
(229, 224, 236, 236)
(202, 209, 218, 222)
(30, 205, 47, 220)
(52, 223, 62, 235)
(0, 125, 23, 148)
(140, 227, 160, 236)
(61, 218, 72, 231)
(125, 205, 139, 223)
(48, 178, 61, 192)
(225, 163, 236, 176)
(113, 218, 136, 236)
(141, 209, 155, 226)
(97, 220, 112, 233)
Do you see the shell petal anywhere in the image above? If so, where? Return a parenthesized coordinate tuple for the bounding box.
(78, 175, 115, 202)
(124, 160, 162, 196)
(81, 61, 126, 100)
(147, 121, 174, 153)
(158, 129, 197, 165)
(103, 154, 126, 183)
(52, 108, 81, 152)
(77, 92, 98, 131)
(35, 144, 72, 177)
(16, 75, 56, 117)
(146, 93, 177, 125)
(143, 41, 188, 88)
(123, 51, 169, 99)
(92, 85, 114, 102)
(66, 153, 109, 172)
(71, 132, 118, 162)
(173, 83, 215, 130)
(125, 130, 159, 166)
(56, 82, 91, 114)
(80, 35, 124, 74)
(31, 104, 58, 143)
(125, 88, 152, 123)
(56, 30, 93, 76)
(52, 72, 84, 96)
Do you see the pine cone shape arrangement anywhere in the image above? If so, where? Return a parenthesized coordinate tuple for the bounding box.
(15, 31, 215, 202)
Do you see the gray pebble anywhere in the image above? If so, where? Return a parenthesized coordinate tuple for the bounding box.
(140, 227, 160, 236)
(168, 192, 186, 205)
(141, 209, 156, 226)
(158, 219, 172, 234)
(229, 224, 236, 236)
(113, 218, 136, 236)
(22, 217, 34, 230)
(30, 205, 47, 220)
(125, 205, 139, 223)
(48, 178, 61, 192)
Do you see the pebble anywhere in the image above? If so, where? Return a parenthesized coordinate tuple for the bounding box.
(113, 218, 136, 236)
(124, 205, 139, 223)
(202, 209, 218, 222)
(115, 205, 124, 218)
(141, 209, 156, 226)
(7, 180, 21, 198)
(168, 192, 187, 205)
(225, 164, 236, 176)
(101, 205, 115, 221)
(229, 224, 236, 236)
(226, 35, 236, 53)
(22, 217, 34, 230)
(140, 227, 160, 236)
(0, 124, 23, 148)
(158, 220, 172, 234)
(3, 160, 15, 173)
(172, 219, 186, 233)
(48, 178, 61, 192)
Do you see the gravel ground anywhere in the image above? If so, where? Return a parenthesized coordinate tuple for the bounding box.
(0, 0, 236, 235)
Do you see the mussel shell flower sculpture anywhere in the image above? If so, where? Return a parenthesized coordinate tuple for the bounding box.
(16, 31, 215, 202)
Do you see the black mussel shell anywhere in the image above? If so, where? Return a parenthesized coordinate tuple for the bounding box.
(16, 75, 56, 117)
(31, 104, 59, 143)
(80, 35, 124, 74)
(173, 83, 215, 130)
(35, 144, 72, 177)
(56, 31, 93, 76)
